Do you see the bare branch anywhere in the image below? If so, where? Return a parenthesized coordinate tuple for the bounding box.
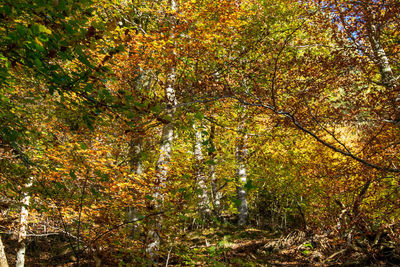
(230, 96, 400, 173)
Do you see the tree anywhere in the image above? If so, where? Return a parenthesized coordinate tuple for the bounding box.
(0, 236, 8, 267)
(235, 115, 248, 226)
(193, 121, 211, 219)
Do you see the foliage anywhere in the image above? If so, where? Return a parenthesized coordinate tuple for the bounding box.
(0, 0, 399, 266)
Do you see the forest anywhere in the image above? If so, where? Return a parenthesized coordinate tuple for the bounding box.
(0, 0, 400, 266)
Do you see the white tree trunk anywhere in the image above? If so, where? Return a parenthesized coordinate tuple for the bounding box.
(147, 72, 176, 259)
(193, 122, 210, 218)
(210, 164, 221, 213)
(16, 177, 33, 267)
(126, 135, 144, 238)
(154, 74, 176, 199)
(366, 22, 400, 125)
(367, 23, 396, 89)
(129, 136, 144, 176)
(236, 123, 248, 226)
(0, 236, 8, 267)
(147, 0, 177, 259)
(128, 135, 144, 222)
(208, 124, 221, 215)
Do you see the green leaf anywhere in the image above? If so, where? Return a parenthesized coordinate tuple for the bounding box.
(2, 5, 12, 15)
(90, 187, 101, 197)
(145, 195, 154, 201)
(38, 24, 52, 35)
(207, 146, 216, 153)
(75, 46, 93, 68)
(150, 105, 162, 114)
(16, 24, 26, 35)
(54, 182, 65, 190)
(79, 142, 87, 149)
(34, 58, 43, 67)
(83, 115, 94, 130)
(232, 198, 241, 208)
(194, 112, 204, 120)
(69, 169, 77, 180)
(204, 160, 216, 165)
(84, 83, 93, 92)
(244, 179, 254, 191)
(132, 101, 145, 108)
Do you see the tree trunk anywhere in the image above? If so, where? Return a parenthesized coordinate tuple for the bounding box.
(193, 122, 210, 219)
(154, 74, 176, 199)
(366, 21, 400, 125)
(126, 135, 144, 237)
(209, 124, 221, 216)
(147, 0, 177, 259)
(129, 135, 144, 176)
(0, 236, 8, 267)
(367, 22, 396, 90)
(146, 71, 176, 259)
(236, 122, 248, 226)
(16, 177, 33, 267)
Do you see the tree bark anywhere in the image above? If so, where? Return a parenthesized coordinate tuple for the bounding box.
(209, 124, 221, 216)
(147, 0, 177, 259)
(193, 122, 210, 219)
(236, 122, 248, 226)
(367, 22, 396, 90)
(126, 135, 144, 237)
(365, 17, 399, 124)
(146, 71, 176, 260)
(129, 135, 144, 176)
(154, 73, 176, 200)
(16, 177, 33, 267)
(0, 236, 8, 267)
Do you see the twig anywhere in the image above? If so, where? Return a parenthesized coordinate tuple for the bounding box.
(76, 171, 90, 266)
(324, 248, 347, 263)
(80, 212, 164, 254)
(165, 245, 173, 267)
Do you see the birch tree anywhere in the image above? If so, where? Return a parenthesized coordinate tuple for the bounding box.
(0, 236, 8, 267)
(126, 134, 144, 236)
(16, 177, 33, 267)
(147, 0, 177, 258)
(209, 124, 222, 216)
(317, 0, 399, 118)
(235, 119, 248, 226)
(193, 122, 211, 219)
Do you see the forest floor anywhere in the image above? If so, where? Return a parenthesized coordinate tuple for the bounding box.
(167, 226, 396, 266)
(3, 225, 398, 266)
(168, 227, 320, 266)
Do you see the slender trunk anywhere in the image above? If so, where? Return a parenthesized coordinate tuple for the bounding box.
(210, 164, 220, 212)
(129, 135, 144, 176)
(0, 236, 8, 267)
(154, 74, 176, 200)
(366, 21, 400, 124)
(351, 180, 372, 236)
(16, 177, 33, 267)
(146, 72, 176, 259)
(125, 67, 152, 239)
(126, 135, 144, 237)
(208, 125, 221, 215)
(236, 122, 248, 226)
(193, 122, 210, 219)
(147, 0, 177, 258)
(367, 22, 395, 90)
(154, 0, 177, 196)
